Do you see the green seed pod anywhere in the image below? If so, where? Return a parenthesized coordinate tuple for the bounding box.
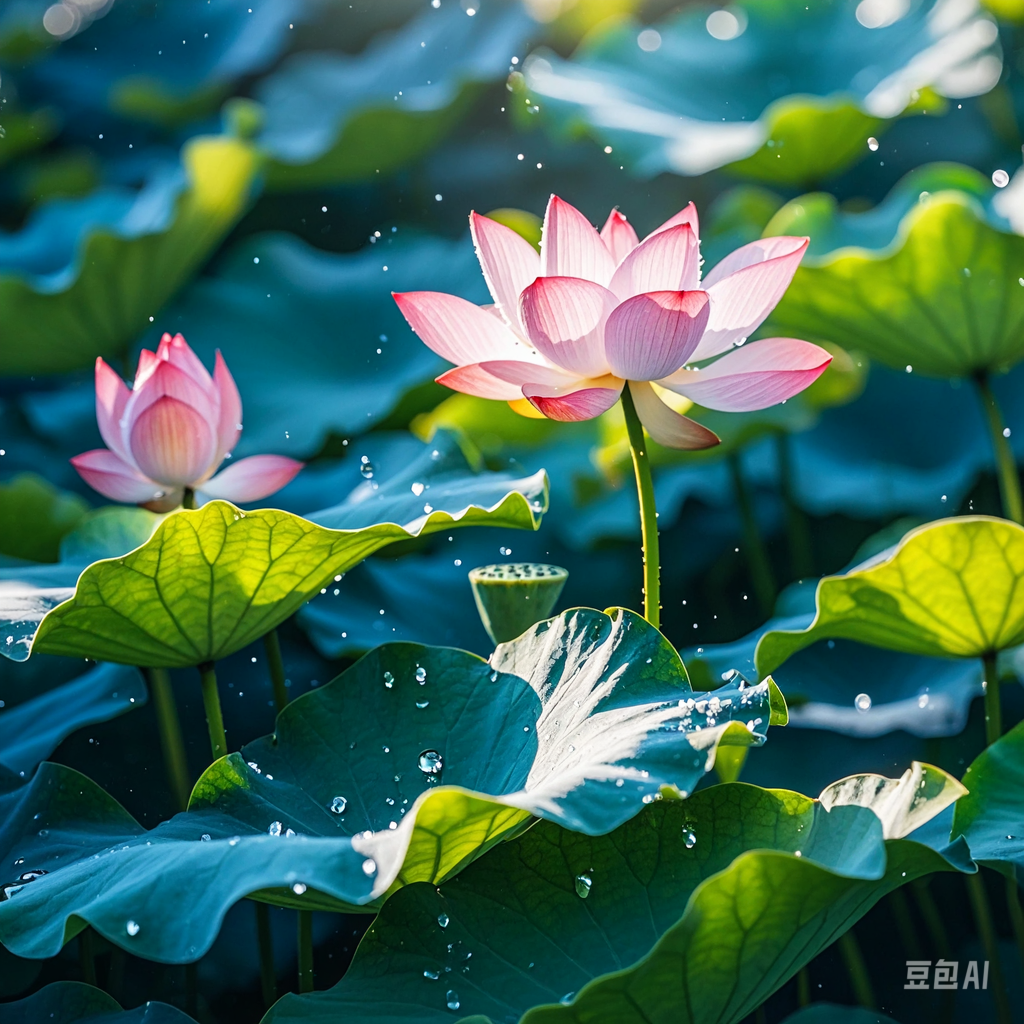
(468, 563, 569, 646)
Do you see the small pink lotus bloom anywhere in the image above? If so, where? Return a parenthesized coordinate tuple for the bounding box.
(71, 333, 303, 511)
(393, 195, 832, 449)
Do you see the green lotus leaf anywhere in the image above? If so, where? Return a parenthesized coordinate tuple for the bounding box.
(952, 719, 1024, 885)
(0, 134, 259, 377)
(522, 2, 996, 184)
(766, 163, 1024, 377)
(5, 980, 193, 1023)
(28, 461, 547, 666)
(0, 473, 88, 563)
(258, 3, 535, 188)
(0, 662, 146, 776)
(266, 766, 966, 1024)
(0, 609, 779, 959)
(756, 517, 1024, 677)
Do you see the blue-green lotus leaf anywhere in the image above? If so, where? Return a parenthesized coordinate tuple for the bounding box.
(766, 163, 1024, 376)
(952, 719, 1024, 885)
(0, 473, 88, 562)
(266, 766, 966, 1024)
(0, 609, 781, 960)
(14, 0, 303, 128)
(0, 662, 146, 776)
(137, 232, 485, 460)
(4, 980, 194, 1023)
(522, 1, 999, 184)
(258, 2, 535, 187)
(0, 135, 259, 376)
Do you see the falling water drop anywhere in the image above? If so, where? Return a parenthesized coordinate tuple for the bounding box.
(359, 456, 374, 479)
(993, 169, 1010, 188)
(867, 137, 879, 151)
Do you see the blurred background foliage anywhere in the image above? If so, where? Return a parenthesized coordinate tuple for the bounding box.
(3, 0, 1024, 1020)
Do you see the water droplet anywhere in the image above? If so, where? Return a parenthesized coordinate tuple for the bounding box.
(993, 168, 1010, 188)
(574, 874, 592, 899)
(411, 482, 425, 496)
(918, 694, 930, 708)
(419, 749, 443, 776)
(362, 858, 377, 876)
(1004, 427, 1012, 438)
(867, 137, 879, 151)
(416, 700, 430, 709)
(200, 834, 212, 842)
(683, 824, 697, 849)
(424, 969, 439, 980)
(415, 666, 427, 684)
(438, 912, 449, 928)
(330, 796, 348, 815)
(126, 920, 140, 936)
(268, 821, 283, 836)
(37, 829, 48, 838)
(447, 991, 461, 1010)
(384, 671, 394, 689)
(292, 882, 307, 894)
(359, 457, 374, 479)
(854, 693, 872, 712)
(560, 992, 575, 1005)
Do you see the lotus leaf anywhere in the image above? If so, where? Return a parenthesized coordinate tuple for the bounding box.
(522, 2, 998, 184)
(952, 719, 1024, 884)
(0, 609, 781, 958)
(266, 766, 966, 1024)
(0, 662, 146, 776)
(767, 163, 1024, 377)
(0, 473, 87, 563)
(757, 516, 1024, 676)
(4, 980, 193, 1022)
(258, 3, 536, 188)
(0, 135, 259, 376)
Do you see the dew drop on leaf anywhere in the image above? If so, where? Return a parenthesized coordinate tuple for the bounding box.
(362, 858, 377, 876)
(438, 912, 449, 928)
(330, 796, 347, 815)
(415, 666, 427, 683)
(574, 874, 592, 899)
(447, 991, 460, 1010)
(267, 821, 283, 836)
(419, 749, 443, 775)
(126, 920, 140, 936)
(855, 693, 872, 712)
(383, 671, 394, 689)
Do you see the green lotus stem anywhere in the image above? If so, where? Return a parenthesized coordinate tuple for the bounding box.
(889, 887, 924, 961)
(620, 386, 660, 629)
(263, 629, 290, 713)
(198, 662, 227, 761)
(967, 872, 1012, 1024)
(148, 667, 191, 810)
(298, 909, 314, 993)
(837, 929, 875, 1009)
(1006, 876, 1024, 985)
(775, 433, 814, 579)
(78, 927, 96, 986)
(796, 966, 810, 1007)
(728, 453, 776, 617)
(983, 651, 1002, 746)
(975, 374, 1023, 525)
(911, 877, 955, 1024)
(182, 487, 196, 511)
(256, 901, 277, 1007)
(185, 962, 198, 1019)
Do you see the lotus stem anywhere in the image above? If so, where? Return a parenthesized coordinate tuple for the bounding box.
(297, 909, 314, 993)
(837, 929, 875, 1009)
(198, 662, 227, 761)
(775, 433, 814, 579)
(975, 373, 1023, 525)
(967, 872, 1012, 1024)
(1006, 876, 1024, 985)
(889, 887, 924, 962)
(185, 962, 198, 1018)
(728, 452, 776, 617)
(256, 901, 277, 1007)
(796, 966, 810, 1007)
(182, 487, 196, 510)
(983, 651, 1002, 747)
(148, 667, 191, 811)
(620, 386, 660, 629)
(79, 927, 96, 986)
(912, 877, 955, 1024)
(263, 629, 290, 714)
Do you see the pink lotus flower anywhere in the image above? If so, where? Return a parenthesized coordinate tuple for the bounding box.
(71, 333, 303, 511)
(394, 195, 832, 449)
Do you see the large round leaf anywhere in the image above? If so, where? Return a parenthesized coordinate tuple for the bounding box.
(0, 135, 259, 376)
(766, 164, 1024, 377)
(4, 980, 193, 1023)
(522, 2, 998, 184)
(0, 609, 782, 960)
(756, 517, 1024, 676)
(258, 3, 536, 188)
(0, 473, 87, 562)
(28, 463, 547, 666)
(266, 767, 966, 1024)
(952, 719, 1024, 885)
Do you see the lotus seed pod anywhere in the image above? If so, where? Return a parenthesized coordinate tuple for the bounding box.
(468, 563, 568, 646)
